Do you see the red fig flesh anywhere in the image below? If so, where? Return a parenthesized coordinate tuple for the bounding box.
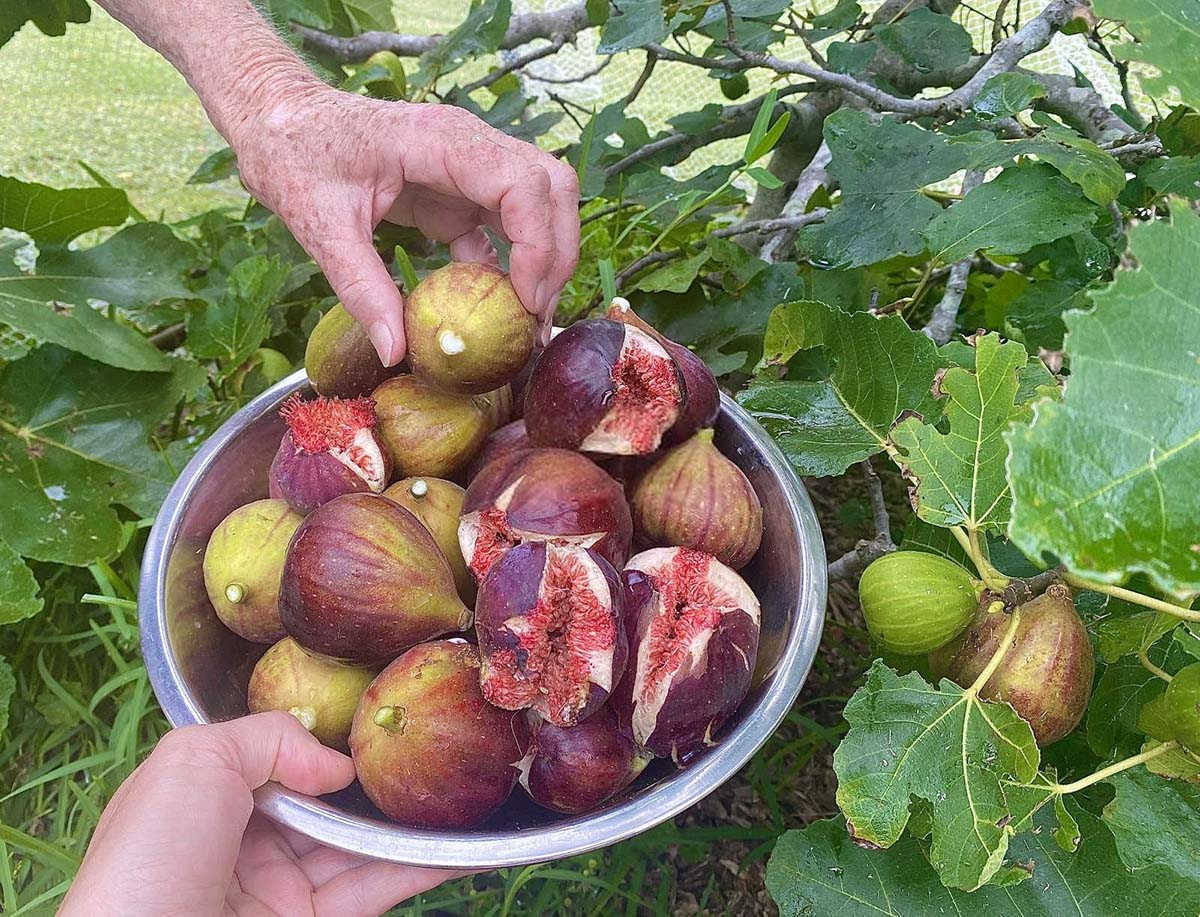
(524, 318, 683, 455)
(611, 547, 761, 763)
(458, 447, 632, 580)
(475, 541, 627, 727)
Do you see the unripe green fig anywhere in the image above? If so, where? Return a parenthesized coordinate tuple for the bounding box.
(371, 374, 494, 478)
(248, 637, 377, 751)
(203, 499, 303, 643)
(929, 584, 1094, 746)
(858, 551, 979, 655)
(252, 348, 293, 385)
(1160, 662, 1200, 754)
(404, 263, 536, 394)
(305, 303, 395, 398)
(382, 476, 474, 603)
(720, 74, 750, 99)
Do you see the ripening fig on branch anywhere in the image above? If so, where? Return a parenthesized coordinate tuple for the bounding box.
(857, 551, 981, 655)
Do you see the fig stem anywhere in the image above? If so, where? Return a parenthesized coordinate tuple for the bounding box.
(966, 606, 1020, 697)
(373, 705, 408, 735)
(1138, 647, 1173, 683)
(224, 582, 246, 604)
(1062, 573, 1200, 622)
(1051, 740, 1178, 795)
(954, 526, 1009, 592)
(289, 706, 317, 732)
(409, 479, 429, 498)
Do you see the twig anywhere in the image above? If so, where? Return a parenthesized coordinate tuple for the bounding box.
(760, 140, 832, 263)
(998, 566, 1063, 607)
(1104, 138, 1165, 163)
(621, 50, 658, 107)
(526, 56, 612, 84)
(613, 251, 676, 289)
(149, 322, 185, 350)
(458, 35, 568, 94)
(923, 169, 983, 344)
(827, 459, 896, 582)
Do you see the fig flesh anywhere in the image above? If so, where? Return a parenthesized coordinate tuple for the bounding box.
(382, 476, 473, 603)
(203, 499, 302, 643)
(858, 551, 979, 655)
(269, 394, 390, 515)
(517, 706, 649, 813)
(610, 547, 761, 763)
(475, 541, 627, 727)
(929, 584, 1094, 746)
(350, 640, 527, 827)
(247, 637, 377, 751)
(305, 302, 395, 398)
(631, 428, 762, 569)
(524, 318, 684, 455)
(466, 419, 532, 481)
(280, 493, 471, 663)
(404, 263, 536, 394)
(458, 447, 632, 580)
(371, 374, 496, 478)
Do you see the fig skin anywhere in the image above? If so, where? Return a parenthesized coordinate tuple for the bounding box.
(466, 420, 532, 482)
(404, 263, 536, 394)
(305, 302, 395, 398)
(279, 493, 472, 664)
(203, 499, 302, 643)
(858, 551, 980, 655)
(247, 637, 377, 752)
(350, 639, 528, 828)
(631, 428, 763, 569)
(929, 584, 1094, 746)
(371, 374, 496, 479)
(610, 547, 761, 764)
(475, 541, 627, 727)
(474, 384, 514, 430)
(517, 706, 650, 814)
(524, 318, 684, 456)
(459, 447, 633, 580)
(382, 476, 474, 603)
(1138, 662, 1200, 753)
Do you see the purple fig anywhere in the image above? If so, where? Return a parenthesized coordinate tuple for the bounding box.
(466, 419, 532, 482)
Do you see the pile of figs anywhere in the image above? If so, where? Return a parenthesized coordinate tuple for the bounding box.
(202, 265, 767, 828)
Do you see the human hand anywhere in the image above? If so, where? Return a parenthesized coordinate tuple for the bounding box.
(61, 711, 463, 916)
(230, 87, 580, 366)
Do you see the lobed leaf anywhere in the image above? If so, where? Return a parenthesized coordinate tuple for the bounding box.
(0, 175, 128, 245)
(1095, 0, 1200, 111)
(1103, 768, 1200, 885)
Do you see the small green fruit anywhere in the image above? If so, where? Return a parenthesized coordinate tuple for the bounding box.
(383, 476, 474, 603)
(203, 499, 303, 643)
(252, 348, 293, 385)
(305, 303, 394, 398)
(404, 263, 536, 394)
(720, 74, 750, 100)
(1162, 662, 1200, 754)
(858, 551, 979, 655)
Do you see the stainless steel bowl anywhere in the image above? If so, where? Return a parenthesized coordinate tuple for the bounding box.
(139, 369, 826, 868)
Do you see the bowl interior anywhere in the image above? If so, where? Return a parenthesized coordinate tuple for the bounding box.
(145, 372, 825, 864)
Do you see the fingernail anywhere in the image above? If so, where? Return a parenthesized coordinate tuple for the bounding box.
(369, 321, 397, 366)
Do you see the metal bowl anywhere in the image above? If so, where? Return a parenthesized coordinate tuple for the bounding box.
(139, 369, 826, 868)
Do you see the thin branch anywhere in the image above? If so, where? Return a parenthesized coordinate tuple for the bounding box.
(828, 459, 896, 582)
(998, 566, 1063, 607)
(621, 50, 658, 107)
(524, 55, 612, 84)
(458, 34, 568, 94)
(149, 322, 185, 349)
(613, 251, 676, 289)
(1025, 69, 1140, 144)
(923, 169, 983, 344)
(1104, 138, 1165, 163)
(760, 140, 832, 263)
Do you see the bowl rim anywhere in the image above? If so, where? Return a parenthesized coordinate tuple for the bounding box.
(139, 368, 827, 867)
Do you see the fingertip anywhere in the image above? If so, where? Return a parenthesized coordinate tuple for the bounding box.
(369, 318, 406, 367)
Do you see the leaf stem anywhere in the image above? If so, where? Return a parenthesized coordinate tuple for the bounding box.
(955, 526, 1009, 591)
(1138, 647, 1173, 683)
(1062, 574, 1200, 622)
(1052, 742, 1177, 795)
(967, 605, 1020, 696)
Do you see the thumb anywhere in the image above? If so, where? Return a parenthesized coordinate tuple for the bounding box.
(310, 233, 407, 367)
(205, 711, 356, 796)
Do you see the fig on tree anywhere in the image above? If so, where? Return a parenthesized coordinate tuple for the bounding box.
(371, 374, 497, 478)
(404, 263, 536, 394)
(203, 499, 302, 643)
(382, 476, 474, 603)
(280, 493, 472, 664)
(1141, 662, 1200, 754)
(524, 318, 684, 455)
(305, 302, 395, 398)
(929, 584, 1095, 746)
(350, 639, 528, 827)
(610, 547, 761, 764)
(631, 428, 762, 569)
(475, 541, 627, 727)
(458, 447, 632, 580)
(858, 551, 980, 655)
(268, 394, 391, 515)
(247, 637, 377, 752)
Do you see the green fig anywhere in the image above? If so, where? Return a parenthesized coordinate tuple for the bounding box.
(305, 303, 395, 398)
(371, 374, 493, 478)
(1158, 662, 1200, 754)
(858, 551, 980, 655)
(382, 476, 474, 603)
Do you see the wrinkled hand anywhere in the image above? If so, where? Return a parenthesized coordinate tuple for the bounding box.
(61, 712, 462, 916)
(232, 87, 580, 365)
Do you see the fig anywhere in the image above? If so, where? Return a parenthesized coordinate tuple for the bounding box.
(607, 298, 719, 445)
(459, 447, 633, 580)
(404, 263, 536, 394)
(280, 492, 471, 663)
(524, 318, 684, 455)
(517, 706, 650, 813)
(475, 541, 627, 727)
(610, 547, 761, 763)
(247, 637, 377, 751)
(305, 302, 394, 398)
(631, 428, 763, 569)
(350, 640, 527, 827)
(268, 394, 391, 515)
(202, 499, 302, 643)
(474, 384, 514, 429)
(858, 551, 980, 655)
(929, 584, 1094, 746)
(1162, 662, 1200, 754)
(382, 476, 473, 603)
(371, 374, 494, 479)
(466, 419, 532, 481)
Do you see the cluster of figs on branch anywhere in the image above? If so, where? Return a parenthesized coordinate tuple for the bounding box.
(858, 551, 1094, 746)
(201, 264, 769, 827)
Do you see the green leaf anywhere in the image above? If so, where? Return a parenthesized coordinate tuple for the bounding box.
(0, 656, 12, 736)
(1087, 655, 1166, 757)
(833, 661, 1047, 890)
(1008, 201, 1200, 596)
(598, 258, 617, 303)
(631, 251, 708, 293)
(412, 0, 511, 88)
(597, 0, 666, 52)
(187, 255, 288, 368)
(1094, 0, 1200, 111)
(744, 165, 783, 189)
(0, 0, 89, 49)
(1004, 278, 1087, 353)
(392, 244, 419, 293)
(923, 164, 1098, 265)
(186, 148, 238, 185)
(336, 0, 395, 32)
(899, 518, 972, 567)
(1143, 154, 1200, 199)
(0, 537, 41, 624)
(1094, 601, 1178, 663)
(586, 0, 610, 26)
(743, 89, 779, 164)
(1104, 768, 1200, 885)
(808, 0, 860, 34)
(892, 334, 1029, 533)
(875, 7, 973, 74)
(826, 40, 877, 74)
(972, 72, 1046, 120)
(738, 301, 949, 477)
(746, 113, 790, 166)
(341, 51, 407, 100)
(1017, 117, 1127, 206)
(0, 175, 128, 245)
(0, 347, 202, 564)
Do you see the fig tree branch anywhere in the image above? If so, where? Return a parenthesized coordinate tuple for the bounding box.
(760, 139, 831, 263)
(827, 459, 896, 582)
(621, 50, 658, 107)
(458, 34, 569, 94)
(923, 170, 983, 344)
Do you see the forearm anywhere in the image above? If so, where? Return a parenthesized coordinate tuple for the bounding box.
(94, 0, 323, 146)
